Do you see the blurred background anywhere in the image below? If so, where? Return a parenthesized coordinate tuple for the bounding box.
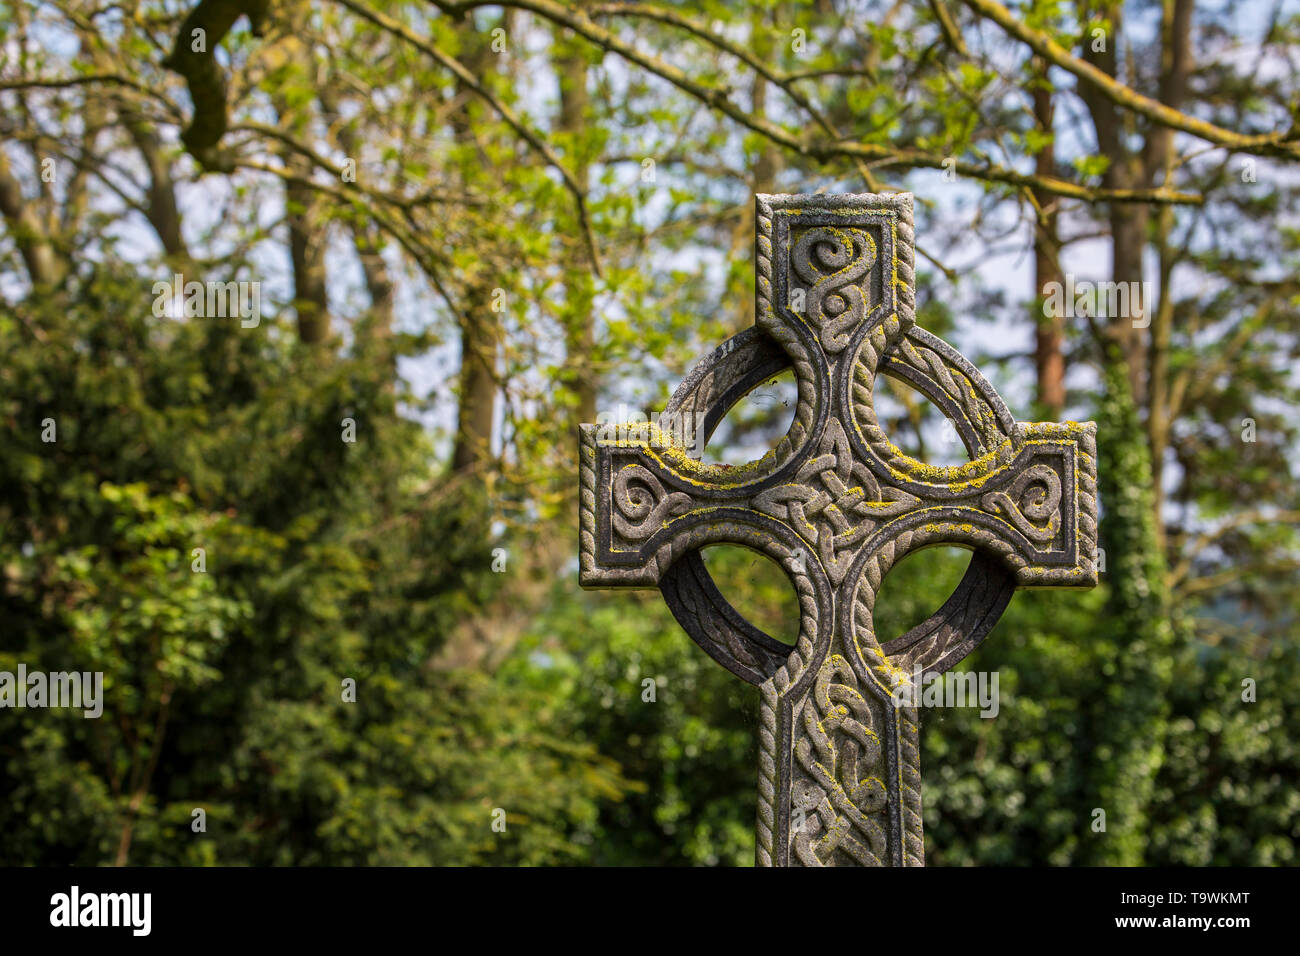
(0, 0, 1297, 865)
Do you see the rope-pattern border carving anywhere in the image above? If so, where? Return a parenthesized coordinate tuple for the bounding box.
(756, 196, 817, 471)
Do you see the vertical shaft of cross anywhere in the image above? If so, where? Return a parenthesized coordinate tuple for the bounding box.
(758, 626, 925, 867)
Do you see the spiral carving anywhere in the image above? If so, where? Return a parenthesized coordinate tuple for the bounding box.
(792, 226, 876, 354)
(611, 465, 691, 542)
(981, 463, 1063, 544)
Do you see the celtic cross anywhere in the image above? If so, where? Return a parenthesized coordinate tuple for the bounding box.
(578, 193, 1098, 866)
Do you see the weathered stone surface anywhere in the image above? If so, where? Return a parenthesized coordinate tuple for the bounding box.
(579, 193, 1099, 866)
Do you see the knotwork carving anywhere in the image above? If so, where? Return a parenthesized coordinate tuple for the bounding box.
(754, 419, 919, 584)
(791, 653, 890, 866)
(578, 193, 1099, 867)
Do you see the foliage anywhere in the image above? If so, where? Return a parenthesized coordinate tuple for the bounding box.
(0, 273, 631, 864)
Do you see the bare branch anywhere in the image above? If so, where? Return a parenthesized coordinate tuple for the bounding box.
(959, 0, 1300, 160)
(162, 0, 269, 171)
(334, 0, 604, 277)
(431, 0, 1202, 205)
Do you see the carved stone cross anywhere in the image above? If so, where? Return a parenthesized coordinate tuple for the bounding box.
(579, 193, 1098, 866)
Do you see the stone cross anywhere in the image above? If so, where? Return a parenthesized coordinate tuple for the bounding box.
(578, 193, 1098, 866)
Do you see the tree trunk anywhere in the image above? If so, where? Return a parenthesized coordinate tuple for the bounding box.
(556, 25, 597, 430)
(449, 19, 498, 475)
(285, 159, 330, 345)
(1108, 202, 1148, 403)
(450, 307, 499, 474)
(1031, 59, 1065, 418)
(1145, 0, 1194, 555)
(270, 32, 330, 347)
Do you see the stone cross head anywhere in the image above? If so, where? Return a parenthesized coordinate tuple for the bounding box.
(579, 193, 1098, 866)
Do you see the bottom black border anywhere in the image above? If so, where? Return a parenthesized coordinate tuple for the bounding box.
(0, 865, 1280, 942)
